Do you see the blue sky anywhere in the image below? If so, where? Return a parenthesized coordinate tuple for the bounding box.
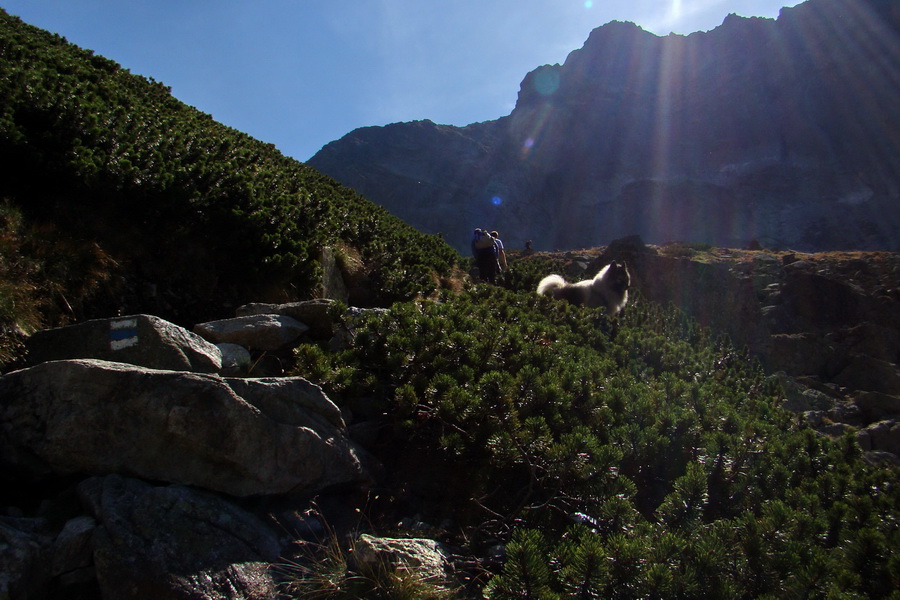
(2, 0, 801, 162)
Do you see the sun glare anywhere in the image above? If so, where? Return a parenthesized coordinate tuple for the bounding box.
(644, 0, 723, 35)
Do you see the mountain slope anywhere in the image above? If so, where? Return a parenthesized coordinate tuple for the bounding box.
(0, 9, 460, 328)
(308, 0, 900, 255)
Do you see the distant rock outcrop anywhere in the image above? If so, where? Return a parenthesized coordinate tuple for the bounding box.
(594, 237, 900, 395)
(308, 0, 900, 255)
(561, 236, 900, 462)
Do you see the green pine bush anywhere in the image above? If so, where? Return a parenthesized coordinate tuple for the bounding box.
(293, 288, 899, 598)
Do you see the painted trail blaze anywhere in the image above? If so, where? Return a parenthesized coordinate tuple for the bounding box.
(109, 318, 139, 350)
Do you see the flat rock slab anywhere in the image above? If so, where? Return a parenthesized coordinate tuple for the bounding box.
(194, 314, 309, 351)
(237, 299, 336, 339)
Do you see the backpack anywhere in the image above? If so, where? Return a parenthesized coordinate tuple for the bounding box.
(473, 229, 495, 250)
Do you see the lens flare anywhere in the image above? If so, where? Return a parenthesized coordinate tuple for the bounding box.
(520, 103, 554, 159)
(491, 196, 503, 206)
(533, 68, 560, 96)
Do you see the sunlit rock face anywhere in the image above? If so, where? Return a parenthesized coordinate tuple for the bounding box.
(308, 0, 900, 254)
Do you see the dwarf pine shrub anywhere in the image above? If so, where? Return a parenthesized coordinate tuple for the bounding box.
(293, 286, 899, 598)
(495, 256, 565, 292)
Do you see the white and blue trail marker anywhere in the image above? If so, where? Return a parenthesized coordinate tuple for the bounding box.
(109, 318, 139, 350)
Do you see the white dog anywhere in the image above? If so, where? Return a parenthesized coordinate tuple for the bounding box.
(537, 262, 631, 316)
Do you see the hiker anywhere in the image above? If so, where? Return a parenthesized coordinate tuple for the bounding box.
(471, 228, 500, 283)
(491, 231, 508, 271)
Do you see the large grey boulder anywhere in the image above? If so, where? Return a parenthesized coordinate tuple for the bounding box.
(194, 314, 309, 351)
(79, 474, 280, 600)
(25, 314, 222, 373)
(0, 359, 371, 497)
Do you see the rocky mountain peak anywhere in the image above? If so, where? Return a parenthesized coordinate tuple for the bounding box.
(308, 0, 900, 256)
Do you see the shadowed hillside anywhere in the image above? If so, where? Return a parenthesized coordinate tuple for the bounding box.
(0, 8, 460, 332)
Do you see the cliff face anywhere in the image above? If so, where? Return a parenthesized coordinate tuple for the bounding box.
(308, 0, 900, 255)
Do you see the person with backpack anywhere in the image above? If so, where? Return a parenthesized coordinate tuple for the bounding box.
(491, 231, 508, 272)
(471, 228, 499, 283)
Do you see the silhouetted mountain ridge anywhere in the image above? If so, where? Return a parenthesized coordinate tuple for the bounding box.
(309, 0, 900, 255)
